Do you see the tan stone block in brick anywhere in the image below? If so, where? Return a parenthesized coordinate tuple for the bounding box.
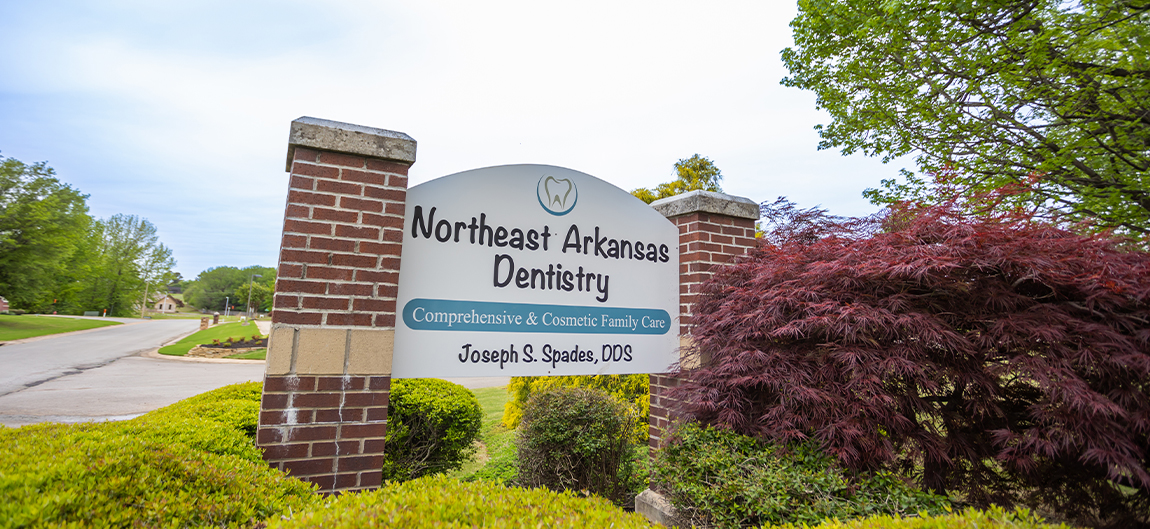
(295, 328, 349, 374)
(266, 326, 296, 375)
(347, 329, 394, 375)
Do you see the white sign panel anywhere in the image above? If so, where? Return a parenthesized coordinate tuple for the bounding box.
(392, 165, 679, 378)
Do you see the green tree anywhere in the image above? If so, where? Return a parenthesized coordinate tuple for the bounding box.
(631, 154, 724, 204)
(782, 0, 1150, 237)
(185, 266, 274, 312)
(73, 215, 176, 317)
(0, 155, 91, 310)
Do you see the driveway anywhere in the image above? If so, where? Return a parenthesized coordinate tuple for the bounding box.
(0, 319, 265, 427)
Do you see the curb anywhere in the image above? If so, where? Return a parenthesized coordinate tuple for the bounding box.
(141, 347, 266, 365)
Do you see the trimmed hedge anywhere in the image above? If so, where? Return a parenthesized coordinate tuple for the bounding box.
(516, 387, 643, 505)
(268, 474, 652, 528)
(653, 422, 950, 528)
(763, 506, 1072, 529)
(503, 374, 648, 443)
(382, 378, 483, 482)
(0, 382, 320, 528)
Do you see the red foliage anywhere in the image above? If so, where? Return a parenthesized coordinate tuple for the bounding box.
(680, 204, 1150, 526)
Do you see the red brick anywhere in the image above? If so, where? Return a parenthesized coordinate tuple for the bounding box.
(381, 228, 403, 243)
(334, 473, 360, 489)
(318, 376, 366, 391)
(257, 428, 282, 444)
(260, 393, 289, 410)
(374, 313, 396, 327)
(270, 376, 317, 393)
(313, 207, 359, 223)
(359, 470, 383, 488)
(341, 422, 387, 438)
(353, 298, 392, 312)
(312, 440, 363, 457)
(274, 294, 299, 309)
(335, 225, 380, 240)
(302, 296, 350, 310)
(356, 242, 399, 256)
(337, 455, 384, 472)
(380, 257, 401, 270)
(306, 474, 336, 490)
(276, 279, 328, 294)
(325, 313, 372, 326)
(274, 311, 322, 325)
(367, 377, 392, 391)
(292, 162, 338, 179)
(262, 443, 310, 460)
(309, 237, 355, 252)
(283, 458, 335, 476)
(355, 270, 398, 283)
(282, 249, 329, 265)
(288, 190, 337, 207)
(327, 283, 373, 296)
(317, 179, 363, 196)
(278, 264, 304, 279)
(280, 236, 306, 251)
(376, 284, 398, 298)
(340, 169, 387, 186)
(293, 147, 320, 163)
(305, 266, 354, 281)
(363, 438, 387, 453)
(363, 186, 405, 202)
(294, 393, 342, 408)
(385, 202, 405, 215)
(319, 151, 367, 168)
(388, 174, 408, 187)
(284, 219, 333, 236)
(365, 407, 388, 421)
(332, 253, 378, 268)
(260, 409, 313, 426)
(343, 392, 388, 407)
(316, 408, 364, 423)
(290, 175, 315, 190)
(339, 196, 384, 212)
(365, 159, 410, 174)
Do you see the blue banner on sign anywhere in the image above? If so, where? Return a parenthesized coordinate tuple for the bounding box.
(402, 298, 671, 335)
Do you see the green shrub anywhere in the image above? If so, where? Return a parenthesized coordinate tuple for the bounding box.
(267, 474, 652, 528)
(503, 374, 649, 443)
(653, 422, 950, 528)
(0, 418, 320, 527)
(121, 381, 264, 462)
(382, 378, 483, 482)
(516, 386, 642, 506)
(763, 506, 1073, 529)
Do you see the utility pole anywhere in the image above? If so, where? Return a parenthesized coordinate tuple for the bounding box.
(140, 272, 149, 319)
(224, 296, 230, 318)
(246, 274, 263, 319)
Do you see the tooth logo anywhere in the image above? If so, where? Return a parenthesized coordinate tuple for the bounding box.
(536, 175, 578, 216)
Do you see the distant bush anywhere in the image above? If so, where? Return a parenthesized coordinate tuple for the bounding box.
(516, 387, 642, 505)
(382, 378, 483, 482)
(762, 506, 1072, 529)
(503, 374, 648, 443)
(268, 474, 652, 528)
(0, 382, 319, 527)
(653, 422, 950, 528)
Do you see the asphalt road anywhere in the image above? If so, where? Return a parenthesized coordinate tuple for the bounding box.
(0, 318, 266, 427)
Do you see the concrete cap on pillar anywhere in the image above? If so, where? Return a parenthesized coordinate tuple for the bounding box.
(650, 190, 760, 220)
(285, 116, 417, 171)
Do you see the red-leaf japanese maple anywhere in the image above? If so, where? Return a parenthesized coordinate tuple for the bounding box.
(680, 203, 1150, 527)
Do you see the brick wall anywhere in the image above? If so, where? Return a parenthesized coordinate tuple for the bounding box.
(648, 191, 759, 449)
(258, 117, 415, 494)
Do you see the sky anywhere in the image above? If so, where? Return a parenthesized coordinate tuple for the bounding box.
(0, 1, 912, 279)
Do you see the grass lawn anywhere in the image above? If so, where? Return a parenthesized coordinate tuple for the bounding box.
(158, 322, 267, 356)
(0, 315, 122, 342)
(227, 348, 267, 360)
(451, 385, 518, 482)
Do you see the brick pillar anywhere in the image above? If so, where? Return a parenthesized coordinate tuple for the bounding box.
(647, 190, 759, 449)
(257, 117, 415, 493)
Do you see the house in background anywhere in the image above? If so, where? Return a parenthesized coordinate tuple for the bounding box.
(153, 294, 184, 313)
(0, 296, 8, 313)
